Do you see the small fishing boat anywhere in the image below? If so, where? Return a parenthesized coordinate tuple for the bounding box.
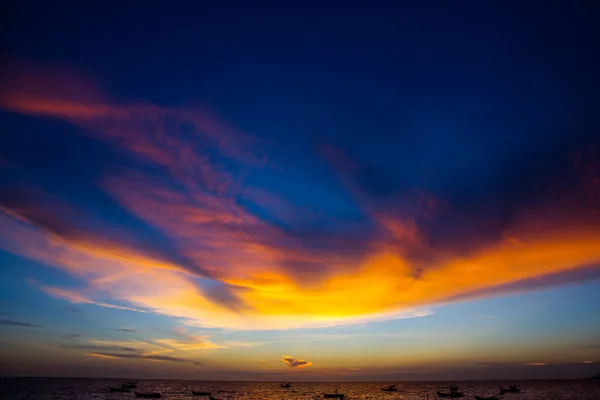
(498, 385, 520, 394)
(134, 392, 161, 398)
(109, 387, 130, 392)
(437, 385, 465, 398)
(381, 384, 398, 391)
(191, 390, 212, 396)
(122, 381, 139, 389)
(324, 388, 345, 399)
(281, 382, 292, 388)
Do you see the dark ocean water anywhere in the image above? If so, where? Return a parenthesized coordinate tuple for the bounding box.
(1, 379, 599, 400)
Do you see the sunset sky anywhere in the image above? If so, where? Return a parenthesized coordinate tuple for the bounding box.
(0, 1, 599, 381)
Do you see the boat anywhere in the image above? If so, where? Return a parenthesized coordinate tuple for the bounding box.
(474, 396, 499, 400)
(498, 385, 520, 394)
(381, 384, 398, 391)
(134, 393, 161, 398)
(281, 382, 292, 388)
(323, 389, 345, 399)
(109, 387, 130, 392)
(437, 385, 465, 398)
(191, 390, 212, 396)
(122, 381, 139, 388)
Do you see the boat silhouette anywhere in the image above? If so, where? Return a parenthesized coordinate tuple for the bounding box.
(134, 392, 161, 398)
(498, 385, 520, 393)
(437, 385, 464, 398)
(381, 384, 398, 392)
(109, 387, 130, 392)
(323, 388, 345, 399)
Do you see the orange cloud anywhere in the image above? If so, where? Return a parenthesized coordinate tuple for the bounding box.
(281, 355, 312, 368)
(0, 64, 599, 331)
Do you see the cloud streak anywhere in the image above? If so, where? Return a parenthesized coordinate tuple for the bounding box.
(87, 352, 202, 365)
(0, 319, 42, 328)
(52, 337, 207, 366)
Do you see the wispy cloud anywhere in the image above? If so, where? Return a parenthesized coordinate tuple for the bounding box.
(221, 341, 265, 348)
(55, 337, 205, 366)
(63, 333, 81, 340)
(0, 319, 42, 328)
(113, 328, 138, 332)
(87, 352, 202, 365)
(40, 286, 146, 313)
(281, 355, 312, 368)
(55, 343, 140, 353)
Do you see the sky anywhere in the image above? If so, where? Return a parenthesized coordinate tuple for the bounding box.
(0, 1, 599, 381)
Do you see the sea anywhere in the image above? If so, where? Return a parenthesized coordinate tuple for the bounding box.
(0, 379, 598, 400)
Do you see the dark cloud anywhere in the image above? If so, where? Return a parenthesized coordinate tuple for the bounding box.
(0, 186, 215, 279)
(445, 265, 600, 303)
(90, 352, 202, 366)
(281, 355, 312, 368)
(65, 306, 81, 313)
(197, 280, 250, 313)
(0, 319, 42, 328)
(313, 136, 600, 292)
(63, 333, 81, 340)
(113, 328, 138, 332)
(55, 344, 140, 353)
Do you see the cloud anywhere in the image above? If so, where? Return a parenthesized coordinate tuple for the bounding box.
(55, 343, 140, 353)
(0, 63, 599, 331)
(54, 337, 206, 366)
(221, 341, 265, 348)
(88, 352, 202, 365)
(445, 265, 600, 303)
(0, 319, 42, 328)
(39, 286, 146, 313)
(476, 362, 511, 367)
(113, 328, 138, 332)
(524, 363, 547, 366)
(153, 338, 223, 351)
(63, 333, 81, 340)
(281, 355, 312, 368)
(348, 368, 361, 372)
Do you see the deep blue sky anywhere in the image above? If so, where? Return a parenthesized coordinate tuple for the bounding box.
(0, 0, 599, 379)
